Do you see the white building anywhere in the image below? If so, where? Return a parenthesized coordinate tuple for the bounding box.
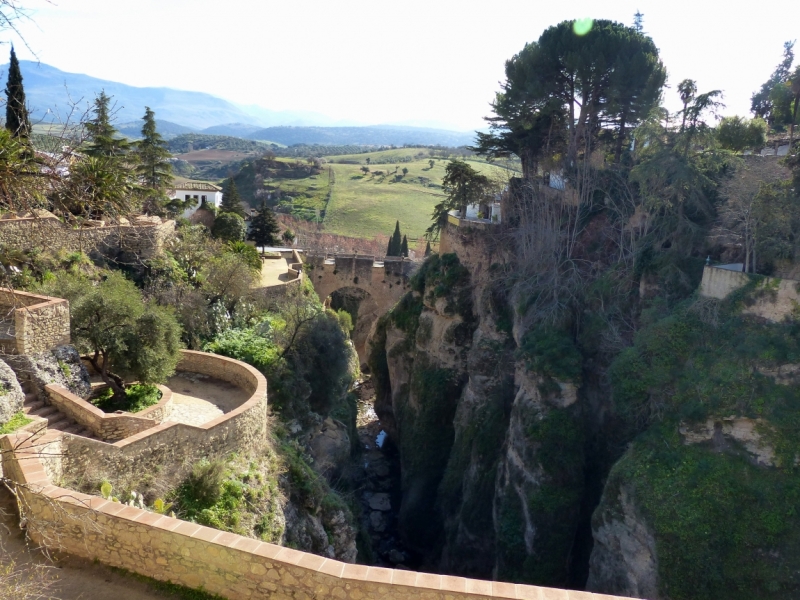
(169, 182, 223, 219)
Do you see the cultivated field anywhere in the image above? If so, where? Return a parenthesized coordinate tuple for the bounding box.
(323, 155, 512, 241)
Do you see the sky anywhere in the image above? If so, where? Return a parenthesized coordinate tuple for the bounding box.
(6, 0, 800, 132)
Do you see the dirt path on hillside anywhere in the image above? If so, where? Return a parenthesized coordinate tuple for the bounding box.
(0, 489, 172, 600)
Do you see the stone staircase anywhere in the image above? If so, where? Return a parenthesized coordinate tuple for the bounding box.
(21, 380, 96, 439)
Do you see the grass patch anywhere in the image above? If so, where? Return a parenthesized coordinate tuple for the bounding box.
(323, 157, 508, 241)
(0, 411, 32, 435)
(173, 453, 284, 543)
(91, 384, 162, 414)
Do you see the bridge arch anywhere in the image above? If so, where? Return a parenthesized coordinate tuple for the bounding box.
(307, 254, 414, 361)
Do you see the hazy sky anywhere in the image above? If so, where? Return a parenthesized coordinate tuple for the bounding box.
(7, 0, 800, 131)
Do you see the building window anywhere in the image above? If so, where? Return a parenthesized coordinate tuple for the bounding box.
(185, 194, 190, 201)
(201, 195, 207, 202)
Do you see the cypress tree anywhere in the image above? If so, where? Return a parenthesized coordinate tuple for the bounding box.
(389, 220, 402, 256)
(5, 47, 30, 139)
(401, 234, 409, 257)
(386, 238, 393, 257)
(247, 200, 281, 248)
(220, 178, 246, 216)
(425, 241, 432, 256)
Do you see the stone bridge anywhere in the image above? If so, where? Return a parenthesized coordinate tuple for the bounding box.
(307, 254, 415, 361)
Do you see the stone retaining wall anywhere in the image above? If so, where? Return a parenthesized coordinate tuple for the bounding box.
(0, 431, 629, 600)
(0, 288, 70, 354)
(0, 212, 174, 262)
(46, 384, 172, 442)
(58, 350, 268, 490)
(699, 265, 800, 323)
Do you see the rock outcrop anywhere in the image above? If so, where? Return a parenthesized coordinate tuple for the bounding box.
(587, 483, 658, 599)
(5, 344, 91, 401)
(0, 359, 25, 424)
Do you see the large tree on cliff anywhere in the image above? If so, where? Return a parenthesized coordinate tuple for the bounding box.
(751, 40, 795, 126)
(474, 19, 665, 171)
(426, 160, 490, 241)
(4, 46, 30, 140)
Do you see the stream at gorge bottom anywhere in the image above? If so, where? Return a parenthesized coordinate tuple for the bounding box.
(346, 377, 420, 569)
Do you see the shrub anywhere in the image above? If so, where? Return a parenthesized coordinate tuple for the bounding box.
(211, 212, 246, 242)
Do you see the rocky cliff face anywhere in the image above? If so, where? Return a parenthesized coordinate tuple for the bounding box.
(369, 225, 589, 584)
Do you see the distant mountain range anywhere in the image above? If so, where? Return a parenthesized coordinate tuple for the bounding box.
(2, 61, 478, 146)
(247, 125, 477, 147)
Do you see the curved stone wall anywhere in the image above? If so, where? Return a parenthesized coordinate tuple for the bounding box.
(0, 431, 630, 600)
(58, 350, 268, 490)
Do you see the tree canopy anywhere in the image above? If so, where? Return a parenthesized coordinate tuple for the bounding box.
(474, 19, 666, 172)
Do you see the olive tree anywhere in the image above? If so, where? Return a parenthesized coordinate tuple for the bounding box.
(40, 271, 182, 400)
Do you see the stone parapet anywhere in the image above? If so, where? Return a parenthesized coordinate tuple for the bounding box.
(1, 430, 632, 600)
(0, 288, 70, 354)
(45, 384, 172, 442)
(59, 350, 268, 490)
(0, 212, 174, 262)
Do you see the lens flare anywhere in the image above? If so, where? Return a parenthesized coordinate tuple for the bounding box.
(573, 18, 593, 36)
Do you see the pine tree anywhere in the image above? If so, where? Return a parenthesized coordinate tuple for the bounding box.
(4, 47, 30, 139)
(247, 201, 281, 248)
(134, 107, 173, 213)
(85, 91, 129, 157)
(401, 234, 409, 258)
(220, 178, 246, 217)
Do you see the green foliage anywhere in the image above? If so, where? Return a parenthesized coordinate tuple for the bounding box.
(205, 327, 281, 374)
(167, 134, 269, 154)
(225, 241, 261, 272)
(174, 450, 306, 545)
(411, 253, 472, 317)
(333, 309, 353, 335)
(716, 116, 768, 152)
(610, 294, 800, 457)
(85, 91, 131, 158)
(0, 411, 32, 435)
(38, 271, 182, 397)
(611, 426, 800, 599)
(387, 220, 403, 256)
(520, 326, 583, 383)
(100, 481, 113, 500)
(92, 384, 162, 413)
(389, 292, 423, 335)
(211, 212, 246, 242)
(426, 160, 490, 240)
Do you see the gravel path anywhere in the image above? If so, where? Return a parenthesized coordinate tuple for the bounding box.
(164, 371, 250, 427)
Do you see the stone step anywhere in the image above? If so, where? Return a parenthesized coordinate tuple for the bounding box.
(23, 400, 45, 414)
(47, 414, 68, 428)
(61, 423, 82, 435)
(24, 391, 38, 403)
(34, 405, 58, 419)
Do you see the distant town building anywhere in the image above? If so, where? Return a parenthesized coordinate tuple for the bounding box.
(169, 181, 223, 219)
